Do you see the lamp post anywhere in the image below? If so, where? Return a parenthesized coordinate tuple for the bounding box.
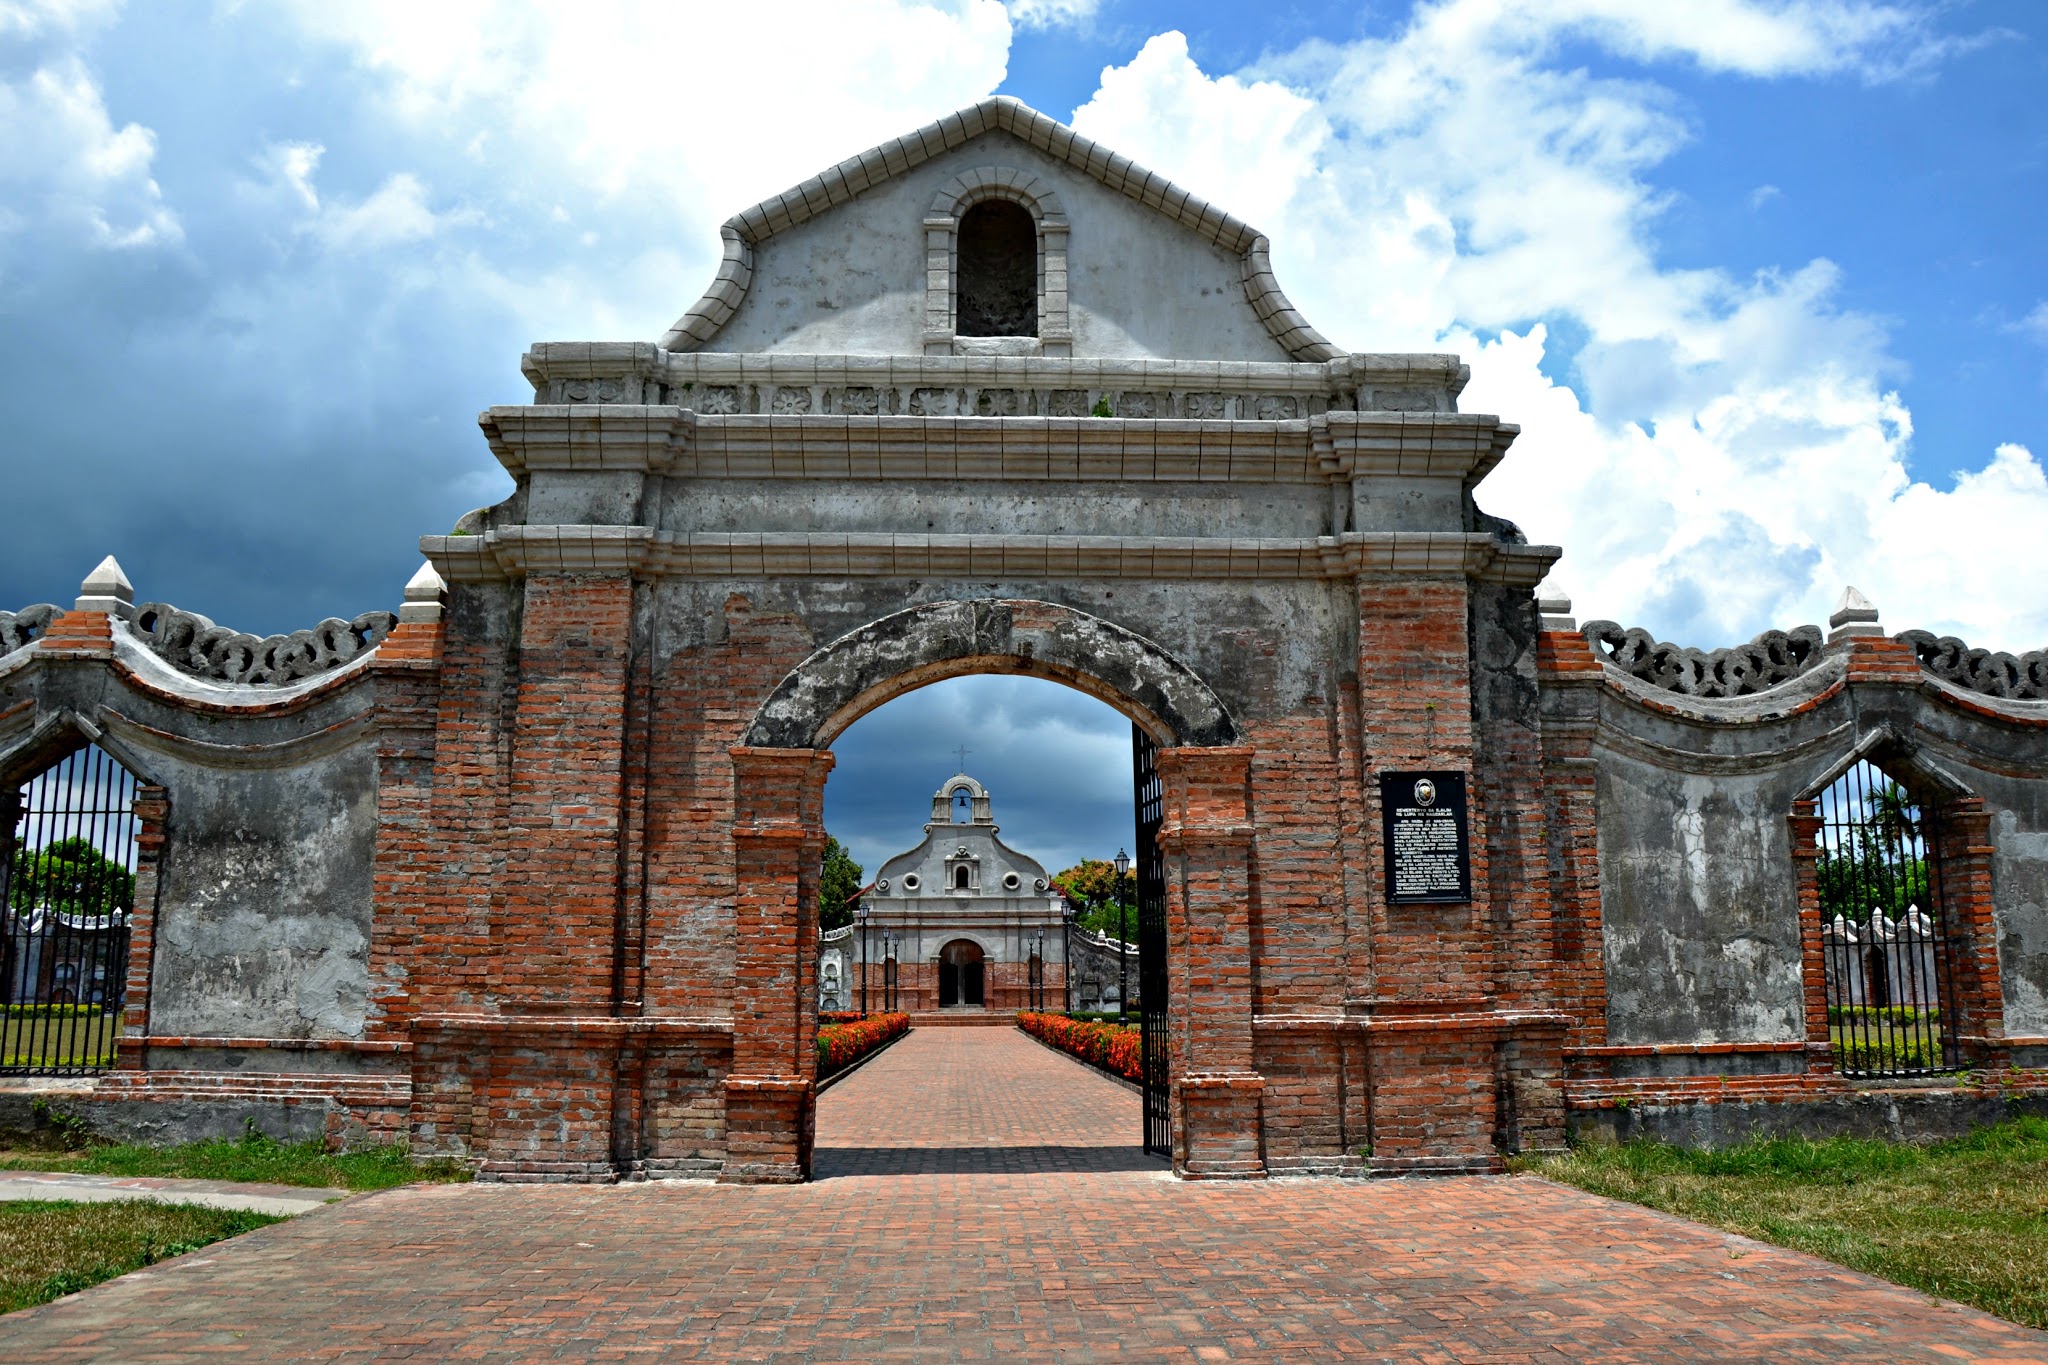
(1032, 927, 1045, 1011)
(883, 932, 897, 1012)
(1059, 895, 1074, 1013)
(1114, 847, 1130, 1024)
(857, 901, 870, 1016)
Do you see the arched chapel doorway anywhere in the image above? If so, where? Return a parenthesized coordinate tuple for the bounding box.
(937, 939, 985, 1007)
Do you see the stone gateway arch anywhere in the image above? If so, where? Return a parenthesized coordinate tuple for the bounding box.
(4, 98, 2047, 1181)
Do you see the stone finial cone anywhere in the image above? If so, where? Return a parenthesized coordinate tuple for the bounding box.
(1829, 584, 1881, 637)
(80, 554, 132, 601)
(404, 560, 446, 603)
(74, 554, 134, 615)
(398, 560, 447, 625)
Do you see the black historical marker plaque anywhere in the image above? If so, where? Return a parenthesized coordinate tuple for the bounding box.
(1379, 770, 1471, 904)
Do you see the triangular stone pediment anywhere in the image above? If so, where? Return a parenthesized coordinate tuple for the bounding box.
(663, 96, 1339, 364)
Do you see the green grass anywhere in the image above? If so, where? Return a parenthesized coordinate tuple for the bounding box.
(0, 1199, 284, 1314)
(0, 1127, 471, 1192)
(0, 1010, 119, 1069)
(1520, 1117, 2048, 1329)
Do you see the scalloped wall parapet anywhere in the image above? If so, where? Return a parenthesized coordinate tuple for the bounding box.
(128, 603, 398, 687)
(1581, 621, 1826, 699)
(1898, 629, 2048, 701)
(1577, 617, 2048, 706)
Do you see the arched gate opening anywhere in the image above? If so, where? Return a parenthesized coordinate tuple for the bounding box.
(722, 599, 1256, 1183)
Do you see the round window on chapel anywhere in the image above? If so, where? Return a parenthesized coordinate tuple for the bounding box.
(901, 874, 920, 892)
(1003, 872, 1020, 890)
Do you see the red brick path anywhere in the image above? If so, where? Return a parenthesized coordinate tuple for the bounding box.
(2, 1029, 2044, 1362)
(815, 1021, 1150, 1175)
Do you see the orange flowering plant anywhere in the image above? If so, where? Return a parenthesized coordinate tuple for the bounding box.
(1016, 1011, 1142, 1082)
(816, 1011, 910, 1076)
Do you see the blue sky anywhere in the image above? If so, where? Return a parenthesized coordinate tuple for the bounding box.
(4, 0, 2044, 876)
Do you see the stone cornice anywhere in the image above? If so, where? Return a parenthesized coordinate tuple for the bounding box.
(424, 525, 654, 579)
(475, 404, 1520, 487)
(480, 405, 691, 477)
(422, 526, 1559, 587)
(1312, 413, 1519, 487)
(519, 346, 1472, 415)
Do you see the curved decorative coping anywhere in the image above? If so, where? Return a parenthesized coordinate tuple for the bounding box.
(657, 95, 1342, 364)
(1898, 629, 2048, 702)
(128, 603, 397, 689)
(1583, 620, 1825, 699)
(1579, 617, 2048, 721)
(0, 604, 57, 655)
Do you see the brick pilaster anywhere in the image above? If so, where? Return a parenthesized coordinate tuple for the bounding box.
(363, 629, 444, 1038)
(1160, 744, 1265, 1179)
(1788, 800, 1834, 1074)
(1355, 574, 1486, 1009)
(722, 745, 832, 1183)
(112, 786, 168, 1071)
(491, 574, 634, 1009)
(1937, 795, 2006, 1063)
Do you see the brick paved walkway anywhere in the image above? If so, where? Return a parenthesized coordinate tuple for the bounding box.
(816, 1021, 1154, 1175)
(2, 1028, 2044, 1362)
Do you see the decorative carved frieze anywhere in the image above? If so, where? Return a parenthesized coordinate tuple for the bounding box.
(1581, 621, 1825, 698)
(130, 603, 398, 686)
(0, 604, 59, 654)
(1897, 630, 2048, 701)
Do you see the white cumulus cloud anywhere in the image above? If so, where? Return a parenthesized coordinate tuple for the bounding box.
(1069, 4, 2048, 650)
(309, 172, 468, 253)
(1004, 0, 1099, 32)
(0, 54, 180, 254)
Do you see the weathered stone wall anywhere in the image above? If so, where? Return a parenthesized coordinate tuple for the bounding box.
(1543, 612, 2048, 1140)
(1, 616, 387, 1047)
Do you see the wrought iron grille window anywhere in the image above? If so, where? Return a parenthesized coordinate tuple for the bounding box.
(1815, 760, 1958, 1077)
(2, 746, 139, 1076)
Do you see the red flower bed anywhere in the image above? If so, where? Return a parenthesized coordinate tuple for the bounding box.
(1016, 1011, 1142, 1082)
(816, 1012, 909, 1076)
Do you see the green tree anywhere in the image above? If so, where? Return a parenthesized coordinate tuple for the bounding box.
(1052, 859, 1137, 942)
(7, 836, 133, 919)
(817, 836, 864, 932)
(1817, 781, 1931, 925)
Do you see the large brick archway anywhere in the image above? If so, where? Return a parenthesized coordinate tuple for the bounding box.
(721, 598, 1262, 1181)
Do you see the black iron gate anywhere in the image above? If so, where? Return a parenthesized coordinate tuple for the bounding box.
(2, 746, 138, 1076)
(1133, 725, 1170, 1157)
(1816, 759, 1959, 1077)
